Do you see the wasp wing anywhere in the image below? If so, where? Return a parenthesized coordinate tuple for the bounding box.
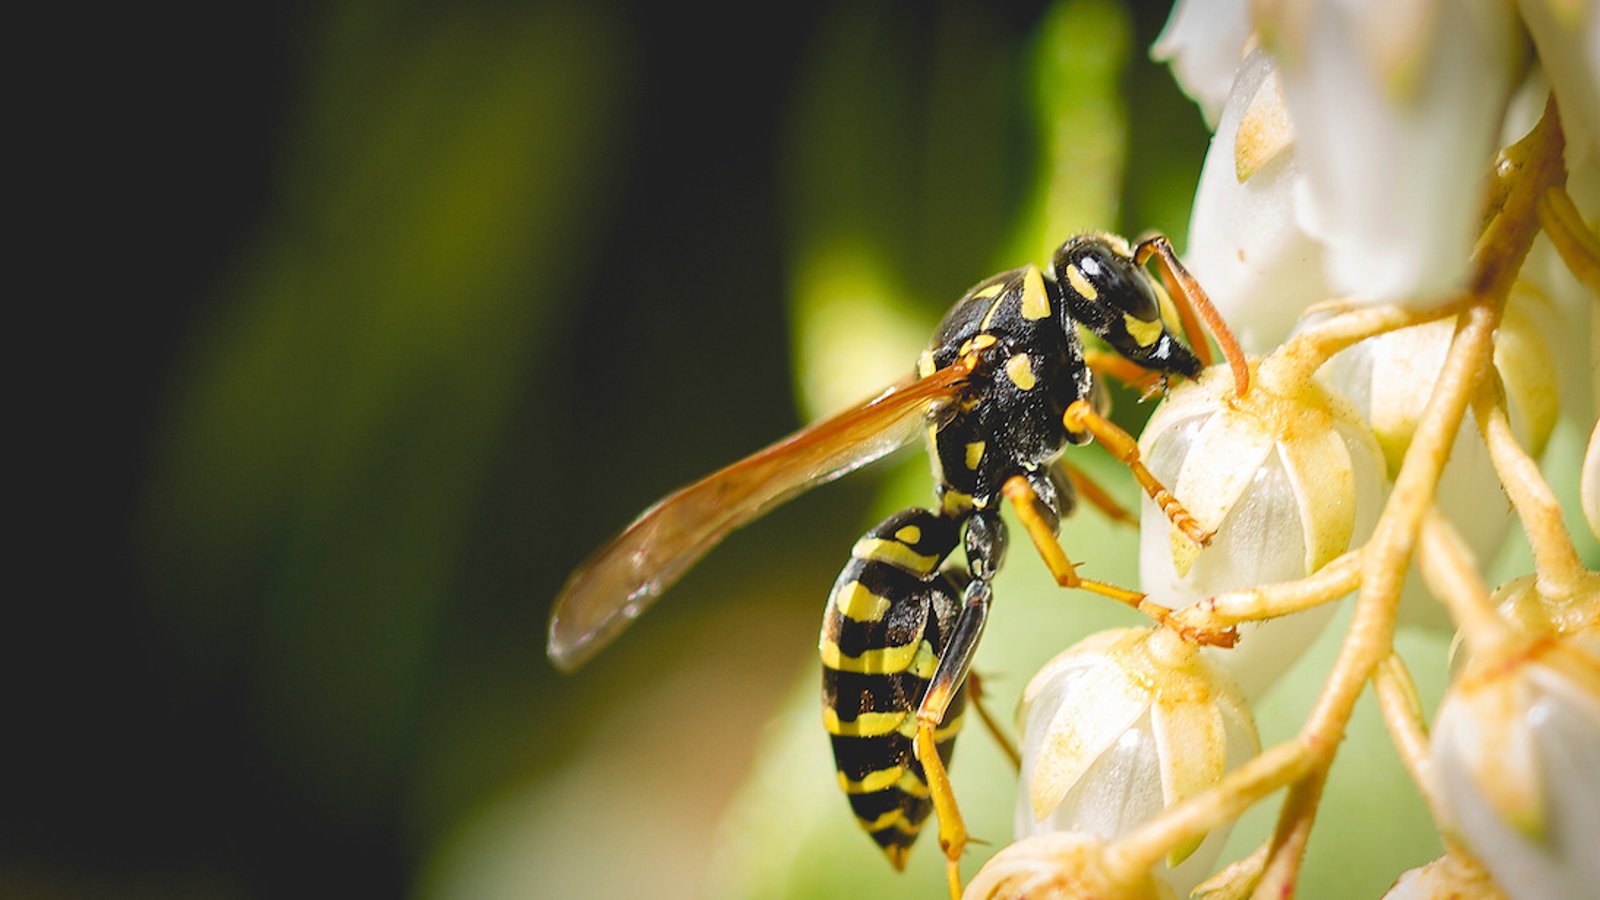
(547, 364, 971, 672)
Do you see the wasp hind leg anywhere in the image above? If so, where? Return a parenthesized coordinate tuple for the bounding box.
(913, 577, 990, 900)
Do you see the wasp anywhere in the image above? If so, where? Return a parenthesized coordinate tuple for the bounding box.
(547, 233, 1243, 897)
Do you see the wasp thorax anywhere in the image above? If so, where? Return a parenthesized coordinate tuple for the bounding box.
(1137, 362, 1386, 697)
(1431, 633, 1600, 900)
(1014, 627, 1257, 895)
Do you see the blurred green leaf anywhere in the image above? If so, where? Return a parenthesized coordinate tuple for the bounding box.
(999, 0, 1130, 268)
(144, 0, 626, 824)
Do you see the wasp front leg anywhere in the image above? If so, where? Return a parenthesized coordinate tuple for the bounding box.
(1061, 399, 1213, 546)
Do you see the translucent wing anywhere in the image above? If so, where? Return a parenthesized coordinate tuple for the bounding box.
(547, 364, 972, 672)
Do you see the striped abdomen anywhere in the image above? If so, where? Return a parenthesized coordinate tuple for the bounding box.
(819, 508, 968, 868)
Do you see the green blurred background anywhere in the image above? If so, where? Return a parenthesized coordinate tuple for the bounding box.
(29, 1, 1587, 897)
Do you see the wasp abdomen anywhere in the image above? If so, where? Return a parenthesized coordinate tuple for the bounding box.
(819, 509, 968, 867)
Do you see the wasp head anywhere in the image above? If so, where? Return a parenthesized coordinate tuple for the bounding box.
(1051, 234, 1203, 380)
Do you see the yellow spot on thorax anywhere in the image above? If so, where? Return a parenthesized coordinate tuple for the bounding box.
(940, 490, 974, 516)
(973, 280, 1006, 300)
(1020, 266, 1050, 320)
(979, 292, 1008, 330)
(965, 441, 985, 469)
(1005, 354, 1037, 390)
(894, 524, 921, 544)
(957, 333, 997, 357)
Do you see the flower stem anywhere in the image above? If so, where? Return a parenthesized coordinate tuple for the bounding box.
(1373, 653, 1443, 819)
(1472, 386, 1593, 600)
(1174, 548, 1362, 632)
(1105, 99, 1569, 886)
(1256, 300, 1462, 395)
(1417, 511, 1518, 657)
(1537, 185, 1600, 296)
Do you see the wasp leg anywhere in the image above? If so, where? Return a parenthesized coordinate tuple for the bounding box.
(1050, 459, 1138, 527)
(1001, 473, 1143, 606)
(913, 576, 992, 900)
(963, 669, 1019, 771)
(1133, 233, 1251, 395)
(1002, 473, 1232, 646)
(1060, 399, 1213, 546)
(1082, 349, 1165, 396)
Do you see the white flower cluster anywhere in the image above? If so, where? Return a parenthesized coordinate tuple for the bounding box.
(1158, 0, 1598, 359)
(973, 3, 1600, 899)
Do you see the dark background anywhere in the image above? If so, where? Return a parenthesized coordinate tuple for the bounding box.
(15, 1, 1209, 896)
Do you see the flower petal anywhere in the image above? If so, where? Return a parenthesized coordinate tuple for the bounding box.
(1169, 407, 1276, 576)
(1184, 48, 1333, 353)
(1271, 0, 1522, 303)
(1274, 402, 1356, 572)
(1025, 655, 1151, 823)
(1150, 696, 1225, 865)
(1151, 0, 1254, 129)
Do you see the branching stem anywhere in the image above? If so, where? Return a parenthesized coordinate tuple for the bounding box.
(1103, 101, 1569, 887)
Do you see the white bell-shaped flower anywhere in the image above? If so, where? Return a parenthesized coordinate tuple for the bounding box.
(1183, 47, 1332, 355)
(1149, 0, 1253, 129)
(1014, 627, 1258, 895)
(1381, 854, 1503, 899)
(1492, 573, 1600, 658)
(1263, 0, 1525, 304)
(1313, 302, 1562, 631)
(1138, 364, 1387, 697)
(964, 831, 1176, 900)
(1516, 0, 1600, 163)
(1431, 635, 1600, 900)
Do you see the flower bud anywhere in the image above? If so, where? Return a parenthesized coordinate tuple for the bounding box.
(1381, 854, 1502, 899)
(1138, 364, 1386, 697)
(1314, 302, 1562, 631)
(1183, 48, 1333, 355)
(1014, 628, 1258, 895)
(1491, 574, 1600, 658)
(964, 831, 1175, 900)
(965, 831, 1175, 900)
(1261, 0, 1523, 304)
(1431, 636, 1600, 900)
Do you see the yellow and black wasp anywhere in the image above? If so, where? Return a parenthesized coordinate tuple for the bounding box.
(547, 232, 1240, 896)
